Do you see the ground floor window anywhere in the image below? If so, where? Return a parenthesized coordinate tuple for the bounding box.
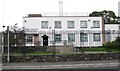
(26, 35, 33, 43)
(68, 33, 75, 42)
(80, 33, 88, 42)
(54, 34, 61, 42)
(93, 33, 100, 41)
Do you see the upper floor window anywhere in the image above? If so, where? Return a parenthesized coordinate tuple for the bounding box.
(41, 21, 48, 29)
(93, 33, 100, 41)
(80, 33, 88, 42)
(93, 21, 100, 28)
(80, 21, 87, 28)
(67, 21, 74, 28)
(68, 33, 75, 42)
(54, 21, 61, 28)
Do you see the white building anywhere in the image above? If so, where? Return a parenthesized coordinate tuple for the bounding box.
(105, 23, 120, 42)
(23, 14, 105, 47)
(118, 1, 120, 17)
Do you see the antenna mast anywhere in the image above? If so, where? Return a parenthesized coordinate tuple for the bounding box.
(59, 0, 63, 16)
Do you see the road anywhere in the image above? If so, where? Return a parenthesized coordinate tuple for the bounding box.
(1, 69, 119, 71)
(2, 60, 119, 70)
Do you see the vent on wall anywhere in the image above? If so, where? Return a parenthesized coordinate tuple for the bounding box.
(24, 20, 27, 22)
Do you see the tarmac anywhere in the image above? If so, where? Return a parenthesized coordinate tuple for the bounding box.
(2, 60, 119, 69)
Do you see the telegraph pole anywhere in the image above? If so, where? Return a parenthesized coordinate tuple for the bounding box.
(2, 26, 5, 53)
(7, 26, 10, 62)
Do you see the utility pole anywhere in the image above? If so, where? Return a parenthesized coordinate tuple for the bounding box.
(7, 26, 10, 62)
(2, 31, 4, 53)
(2, 25, 5, 53)
(52, 29, 56, 55)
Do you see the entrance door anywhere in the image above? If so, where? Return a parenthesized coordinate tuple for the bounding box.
(42, 34, 48, 46)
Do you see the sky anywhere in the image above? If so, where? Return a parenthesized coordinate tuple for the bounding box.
(0, 0, 120, 31)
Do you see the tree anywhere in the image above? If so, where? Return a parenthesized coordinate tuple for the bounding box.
(3, 24, 25, 47)
(89, 10, 118, 23)
(89, 11, 102, 17)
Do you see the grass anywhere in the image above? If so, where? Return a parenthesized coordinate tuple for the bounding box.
(3, 47, 119, 56)
(28, 51, 56, 55)
(80, 47, 106, 52)
(80, 47, 120, 52)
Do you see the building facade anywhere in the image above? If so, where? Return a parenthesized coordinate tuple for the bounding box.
(23, 14, 106, 47)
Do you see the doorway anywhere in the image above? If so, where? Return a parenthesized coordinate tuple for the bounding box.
(42, 34, 48, 46)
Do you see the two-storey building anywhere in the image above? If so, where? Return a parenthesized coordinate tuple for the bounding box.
(23, 14, 105, 47)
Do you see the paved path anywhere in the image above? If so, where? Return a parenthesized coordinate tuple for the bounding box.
(2, 60, 119, 69)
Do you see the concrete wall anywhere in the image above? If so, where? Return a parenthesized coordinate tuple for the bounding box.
(3, 53, 119, 62)
(47, 45, 74, 54)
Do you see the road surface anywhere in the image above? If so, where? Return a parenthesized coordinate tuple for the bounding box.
(2, 60, 119, 70)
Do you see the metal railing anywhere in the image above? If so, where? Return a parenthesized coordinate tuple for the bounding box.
(24, 30, 120, 34)
(25, 40, 74, 46)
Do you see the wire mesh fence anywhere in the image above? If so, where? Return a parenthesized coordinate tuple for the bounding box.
(2, 30, 120, 53)
(1, 30, 120, 63)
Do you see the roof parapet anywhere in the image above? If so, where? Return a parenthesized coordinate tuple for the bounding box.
(24, 12, 89, 17)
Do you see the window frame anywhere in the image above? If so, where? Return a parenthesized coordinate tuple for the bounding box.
(54, 34, 61, 42)
(41, 21, 48, 29)
(68, 33, 75, 42)
(80, 21, 87, 28)
(93, 33, 100, 41)
(54, 21, 62, 29)
(80, 33, 88, 42)
(67, 21, 75, 28)
(26, 35, 33, 43)
(93, 21, 100, 28)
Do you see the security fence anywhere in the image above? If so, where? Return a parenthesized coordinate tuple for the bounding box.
(24, 30, 120, 52)
(1, 30, 120, 63)
(2, 30, 120, 52)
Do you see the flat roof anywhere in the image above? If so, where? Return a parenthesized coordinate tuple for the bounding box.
(23, 16, 103, 18)
(23, 12, 93, 18)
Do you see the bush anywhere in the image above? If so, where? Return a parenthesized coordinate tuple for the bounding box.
(105, 37, 120, 52)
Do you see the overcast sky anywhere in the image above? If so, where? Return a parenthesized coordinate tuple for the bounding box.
(0, 0, 120, 31)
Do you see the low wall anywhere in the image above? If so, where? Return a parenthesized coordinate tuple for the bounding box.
(4, 45, 74, 54)
(48, 45, 74, 53)
(2, 53, 120, 62)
